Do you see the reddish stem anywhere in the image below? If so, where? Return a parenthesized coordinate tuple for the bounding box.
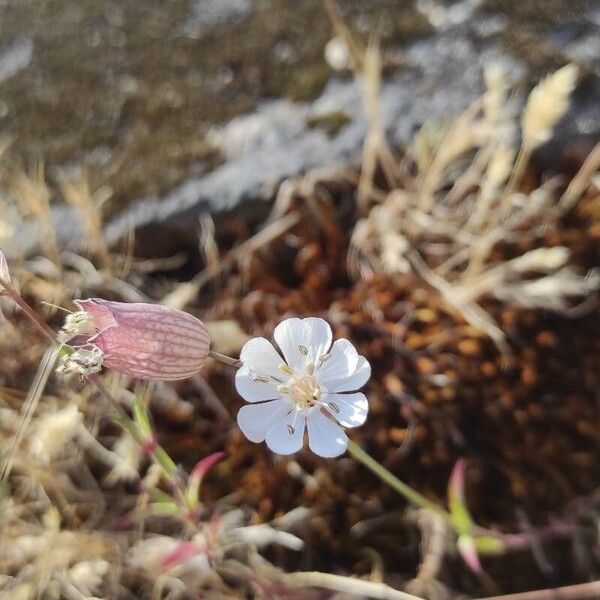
(5, 289, 57, 343)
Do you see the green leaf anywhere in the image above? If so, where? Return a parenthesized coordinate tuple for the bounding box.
(457, 534, 482, 574)
(474, 535, 505, 555)
(448, 459, 474, 534)
(132, 391, 152, 440)
(145, 502, 180, 517)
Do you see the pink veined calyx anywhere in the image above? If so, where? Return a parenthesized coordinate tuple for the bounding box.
(57, 299, 210, 381)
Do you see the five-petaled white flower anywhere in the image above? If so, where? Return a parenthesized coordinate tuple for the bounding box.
(235, 317, 370, 458)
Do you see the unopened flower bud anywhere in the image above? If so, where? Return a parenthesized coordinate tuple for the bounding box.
(58, 299, 211, 380)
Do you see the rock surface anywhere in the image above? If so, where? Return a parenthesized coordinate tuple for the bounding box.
(0, 0, 598, 258)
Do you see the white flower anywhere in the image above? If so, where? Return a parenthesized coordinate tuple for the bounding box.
(235, 317, 371, 458)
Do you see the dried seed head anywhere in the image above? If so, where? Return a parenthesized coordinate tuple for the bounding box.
(485, 144, 514, 189)
(324, 36, 351, 71)
(68, 560, 110, 597)
(510, 246, 570, 273)
(29, 405, 82, 462)
(522, 64, 578, 149)
(105, 433, 141, 485)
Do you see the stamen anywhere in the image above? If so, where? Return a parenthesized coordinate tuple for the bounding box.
(58, 311, 97, 342)
(298, 345, 309, 356)
(278, 363, 294, 376)
(57, 346, 103, 377)
(328, 401, 340, 414)
(319, 352, 331, 362)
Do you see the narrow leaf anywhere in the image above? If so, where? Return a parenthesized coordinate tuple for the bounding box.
(448, 459, 474, 534)
(457, 534, 483, 575)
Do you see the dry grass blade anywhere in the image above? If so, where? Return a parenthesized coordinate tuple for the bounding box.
(472, 580, 600, 600)
(559, 140, 600, 212)
(162, 212, 300, 310)
(417, 98, 484, 214)
(0, 345, 61, 480)
(286, 571, 426, 600)
(11, 163, 62, 272)
(57, 169, 112, 271)
(198, 212, 220, 284)
(358, 42, 400, 212)
(504, 64, 578, 200)
(408, 250, 509, 353)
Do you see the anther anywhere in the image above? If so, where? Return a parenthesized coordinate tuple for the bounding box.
(305, 362, 315, 375)
(298, 345, 309, 356)
(328, 401, 340, 413)
(287, 424, 295, 435)
(252, 375, 271, 383)
(277, 384, 290, 394)
(278, 363, 294, 376)
(319, 352, 331, 362)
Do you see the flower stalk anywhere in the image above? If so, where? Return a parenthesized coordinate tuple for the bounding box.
(1, 282, 57, 343)
(209, 350, 242, 369)
(346, 439, 452, 522)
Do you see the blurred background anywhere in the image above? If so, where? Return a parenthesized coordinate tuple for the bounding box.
(0, 1, 599, 599)
(1, 0, 599, 259)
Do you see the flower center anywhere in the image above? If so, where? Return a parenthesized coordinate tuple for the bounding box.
(287, 374, 321, 409)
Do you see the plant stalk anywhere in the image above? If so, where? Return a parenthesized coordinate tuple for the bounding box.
(346, 439, 452, 523)
(209, 350, 242, 369)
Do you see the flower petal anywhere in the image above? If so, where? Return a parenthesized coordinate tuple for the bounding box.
(75, 299, 118, 332)
(235, 364, 280, 402)
(274, 317, 332, 372)
(239, 337, 285, 381)
(323, 392, 368, 428)
(265, 409, 306, 455)
(317, 338, 359, 389)
(327, 355, 371, 393)
(307, 410, 348, 458)
(237, 399, 292, 443)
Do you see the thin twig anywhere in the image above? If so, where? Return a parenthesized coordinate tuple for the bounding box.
(208, 350, 242, 369)
(162, 212, 300, 310)
(472, 580, 600, 600)
(287, 571, 425, 600)
(558, 140, 600, 212)
(0, 345, 60, 480)
(347, 439, 452, 523)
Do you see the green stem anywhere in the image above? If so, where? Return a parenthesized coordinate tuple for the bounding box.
(151, 445, 178, 477)
(346, 439, 452, 523)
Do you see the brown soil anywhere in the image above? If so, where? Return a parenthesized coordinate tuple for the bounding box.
(141, 177, 600, 596)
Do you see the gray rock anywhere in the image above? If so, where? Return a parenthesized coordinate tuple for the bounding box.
(0, 38, 33, 83)
(2, 0, 599, 261)
(180, 0, 254, 38)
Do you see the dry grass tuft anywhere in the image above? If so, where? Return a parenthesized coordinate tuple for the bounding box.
(350, 60, 598, 351)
